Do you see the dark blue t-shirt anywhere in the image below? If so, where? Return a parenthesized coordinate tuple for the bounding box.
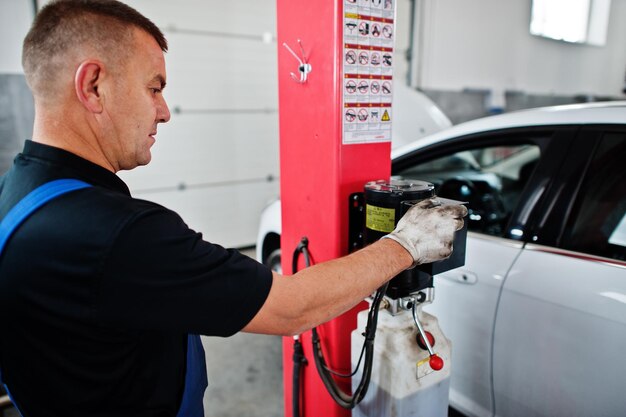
(0, 140, 273, 417)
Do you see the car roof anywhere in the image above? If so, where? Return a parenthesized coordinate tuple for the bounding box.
(392, 101, 626, 159)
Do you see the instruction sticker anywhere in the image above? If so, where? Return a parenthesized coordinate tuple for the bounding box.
(416, 355, 436, 379)
(343, 0, 395, 145)
(366, 204, 396, 233)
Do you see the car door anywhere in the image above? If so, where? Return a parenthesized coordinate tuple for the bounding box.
(393, 127, 574, 417)
(492, 128, 626, 417)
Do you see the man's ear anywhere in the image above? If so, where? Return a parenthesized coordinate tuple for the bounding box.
(74, 60, 105, 113)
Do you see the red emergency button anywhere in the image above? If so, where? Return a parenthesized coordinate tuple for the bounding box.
(416, 331, 435, 350)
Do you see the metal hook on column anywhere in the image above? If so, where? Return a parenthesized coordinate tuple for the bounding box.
(282, 39, 312, 84)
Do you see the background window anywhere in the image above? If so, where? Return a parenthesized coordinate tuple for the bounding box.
(530, 0, 611, 46)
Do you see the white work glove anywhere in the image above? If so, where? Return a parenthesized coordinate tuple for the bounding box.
(383, 198, 467, 267)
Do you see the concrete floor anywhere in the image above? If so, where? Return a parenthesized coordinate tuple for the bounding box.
(202, 332, 283, 417)
(201, 247, 284, 417)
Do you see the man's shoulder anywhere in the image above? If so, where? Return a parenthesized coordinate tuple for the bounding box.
(57, 186, 187, 246)
(83, 186, 175, 219)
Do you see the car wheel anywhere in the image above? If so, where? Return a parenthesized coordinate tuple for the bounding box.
(266, 248, 282, 274)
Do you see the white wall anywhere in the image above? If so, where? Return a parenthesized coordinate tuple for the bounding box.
(0, 0, 33, 74)
(413, 0, 626, 97)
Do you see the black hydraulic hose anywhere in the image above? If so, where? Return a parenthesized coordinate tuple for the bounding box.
(291, 337, 307, 417)
(292, 237, 311, 272)
(291, 237, 311, 417)
(311, 283, 387, 409)
(291, 236, 386, 410)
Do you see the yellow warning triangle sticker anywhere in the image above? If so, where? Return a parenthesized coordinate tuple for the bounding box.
(382, 110, 390, 121)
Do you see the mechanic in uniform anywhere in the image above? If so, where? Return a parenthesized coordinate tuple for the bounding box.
(0, 1, 467, 416)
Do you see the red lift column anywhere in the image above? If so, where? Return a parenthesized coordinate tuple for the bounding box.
(277, 1, 396, 416)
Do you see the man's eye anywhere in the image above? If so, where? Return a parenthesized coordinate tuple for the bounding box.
(151, 88, 162, 94)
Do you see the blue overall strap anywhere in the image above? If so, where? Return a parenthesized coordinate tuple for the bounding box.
(0, 179, 92, 254)
(0, 178, 91, 416)
(176, 334, 208, 417)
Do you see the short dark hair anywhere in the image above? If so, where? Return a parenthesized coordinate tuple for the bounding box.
(22, 0, 167, 97)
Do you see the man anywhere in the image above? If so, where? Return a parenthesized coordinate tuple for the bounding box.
(0, 1, 466, 416)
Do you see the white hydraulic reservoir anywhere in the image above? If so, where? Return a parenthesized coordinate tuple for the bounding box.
(351, 304, 452, 417)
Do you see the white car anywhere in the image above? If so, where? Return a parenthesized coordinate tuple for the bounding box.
(256, 101, 626, 417)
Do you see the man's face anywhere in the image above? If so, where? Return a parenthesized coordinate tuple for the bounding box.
(100, 28, 171, 171)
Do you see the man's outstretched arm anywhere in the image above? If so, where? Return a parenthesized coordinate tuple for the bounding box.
(243, 200, 466, 336)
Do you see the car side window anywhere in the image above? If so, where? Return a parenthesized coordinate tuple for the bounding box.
(560, 133, 626, 261)
(396, 144, 541, 237)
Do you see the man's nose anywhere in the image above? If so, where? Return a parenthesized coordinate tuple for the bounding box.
(157, 94, 171, 123)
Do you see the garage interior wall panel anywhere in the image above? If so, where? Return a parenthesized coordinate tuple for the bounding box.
(414, 0, 626, 97)
(0, 1, 33, 74)
(0, 75, 34, 174)
(121, 115, 278, 192)
(133, 181, 278, 248)
(120, 0, 279, 248)
(131, 0, 274, 34)
(163, 35, 278, 110)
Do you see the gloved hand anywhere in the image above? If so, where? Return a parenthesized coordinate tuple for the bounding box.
(383, 198, 467, 267)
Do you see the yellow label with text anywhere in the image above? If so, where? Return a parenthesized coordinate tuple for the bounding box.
(366, 205, 396, 233)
